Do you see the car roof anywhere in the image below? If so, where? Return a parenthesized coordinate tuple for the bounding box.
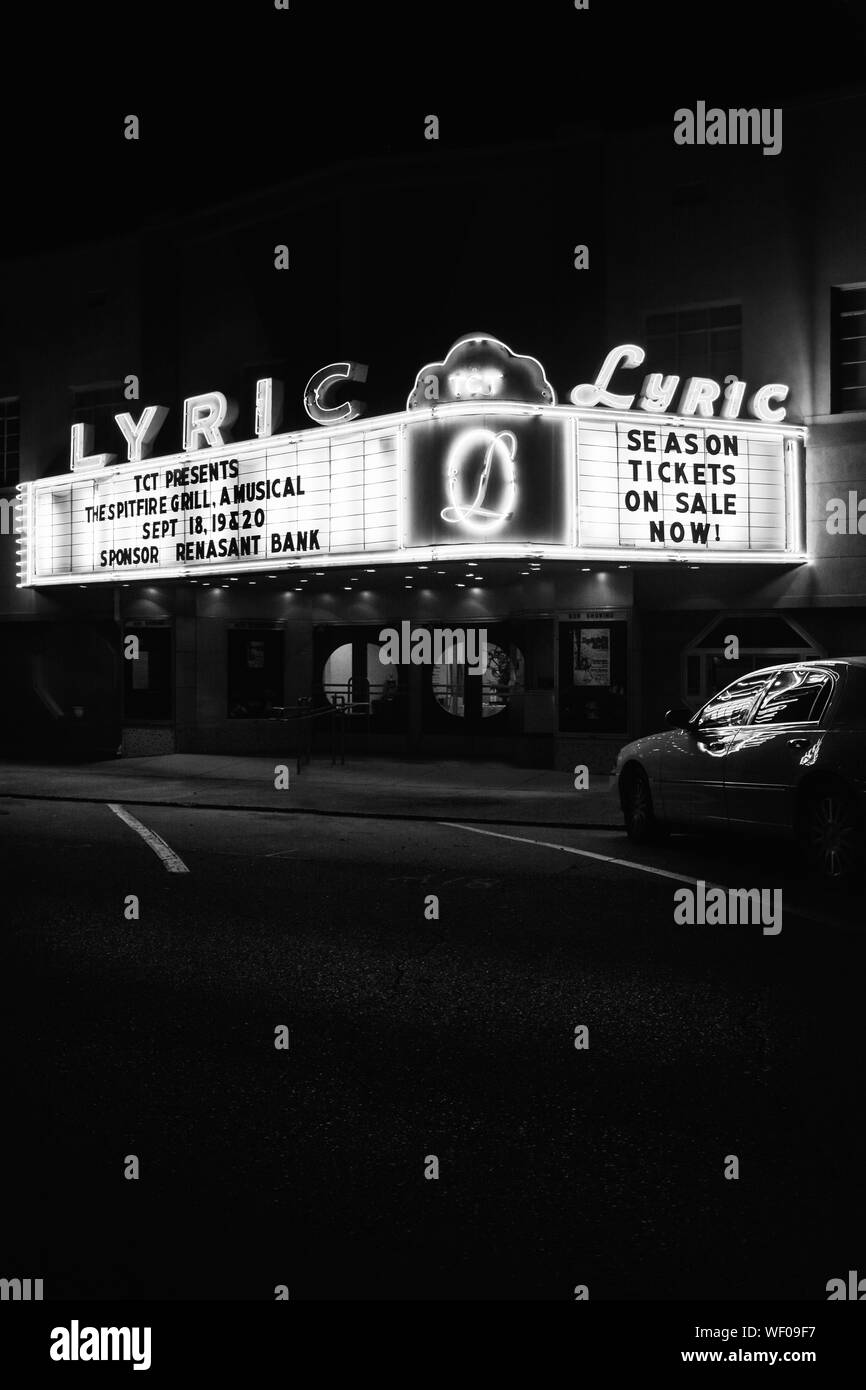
(745, 657, 866, 678)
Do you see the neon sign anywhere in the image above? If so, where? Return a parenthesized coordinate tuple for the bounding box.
(20, 332, 805, 589)
(440, 428, 518, 534)
(66, 335, 790, 476)
(69, 364, 369, 472)
(446, 367, 503, 399)
(570, 344, 789, 422)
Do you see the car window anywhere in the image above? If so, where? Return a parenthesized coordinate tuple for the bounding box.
(751, 668, 834, 726)
(697, 672, 772, 730)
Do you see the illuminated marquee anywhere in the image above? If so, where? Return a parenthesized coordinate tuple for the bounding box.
(576, 417, 796, 552)
(17, 334, 806, 587)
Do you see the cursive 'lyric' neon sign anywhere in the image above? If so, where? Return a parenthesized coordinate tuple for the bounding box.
(569, 344, 788, 422)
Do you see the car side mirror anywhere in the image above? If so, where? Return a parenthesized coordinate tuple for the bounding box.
(665, 707, 695, 730)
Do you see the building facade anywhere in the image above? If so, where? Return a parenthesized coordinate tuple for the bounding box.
(2, 98, 865, 771)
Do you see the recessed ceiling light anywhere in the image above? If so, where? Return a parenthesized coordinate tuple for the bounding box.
(365, 568, 375, 573)
(343, 585, 352, 590)
(456, 582, 465, 587)
(295, 586, 303, 591)
(520, 570, 529, 575)
(404, 584, 412, 589)
(315, 571, 325, 576)
(436, 570, 445, 575)
(581, 567, 590, 572)
(268, 574, 277, 579)
(229, 577, 238, 581)
(618, 565, 628, 570)
(248, 581, 256, 585)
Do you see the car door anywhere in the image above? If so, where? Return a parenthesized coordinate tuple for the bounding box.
(723, 666, 837, 831)
(660, 670, 773, 825)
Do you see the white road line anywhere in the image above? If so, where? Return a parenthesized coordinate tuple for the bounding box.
(440, 822, 717, 888)
(107, 803, 190, 874)
(440, 822, 854, 929)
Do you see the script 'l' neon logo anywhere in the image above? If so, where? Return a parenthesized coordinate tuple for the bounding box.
(440, 428, 517, 533)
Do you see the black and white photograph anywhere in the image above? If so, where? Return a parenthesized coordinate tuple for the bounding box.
(1, 0, 865, 1365)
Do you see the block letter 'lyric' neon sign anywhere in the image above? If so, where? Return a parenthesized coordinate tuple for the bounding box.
(17, 332, 806, 587)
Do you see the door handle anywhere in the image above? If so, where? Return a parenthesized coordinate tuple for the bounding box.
(787, 737, 809, 748)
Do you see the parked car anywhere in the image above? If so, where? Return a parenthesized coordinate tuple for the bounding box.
(615, 658, 866, 880)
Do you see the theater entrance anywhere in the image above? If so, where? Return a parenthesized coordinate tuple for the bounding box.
(313, 622, 527, 757)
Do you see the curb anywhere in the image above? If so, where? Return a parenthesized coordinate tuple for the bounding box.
(0, 789, 620, 832)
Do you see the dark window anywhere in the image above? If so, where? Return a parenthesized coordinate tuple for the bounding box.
(71, 383, 125, 459)
(123, 626, 173, 721)
(646, 304, 742, 383)
(752, 668, 834, 726)
(0, 396, 20, 485)
(697, 671, 770, 730)
(830, 286, 866, 414)
(228, 629, 284, 717)
(558, 620, 628, 733)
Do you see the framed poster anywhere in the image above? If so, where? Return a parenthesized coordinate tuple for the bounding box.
(573, 627, 611, 686)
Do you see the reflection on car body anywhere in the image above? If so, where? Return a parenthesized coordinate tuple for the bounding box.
(614, 658, 866, 880)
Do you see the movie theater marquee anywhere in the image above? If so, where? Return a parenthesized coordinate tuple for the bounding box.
(17, 335, 806, 587)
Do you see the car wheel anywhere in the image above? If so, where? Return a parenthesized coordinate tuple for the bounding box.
(622, 768, 660, 844)
(801, 787, 862, 883)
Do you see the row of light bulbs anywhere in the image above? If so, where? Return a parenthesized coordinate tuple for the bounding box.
(98, 558, 701, 592)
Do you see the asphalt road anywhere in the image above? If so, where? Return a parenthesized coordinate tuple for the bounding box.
(1, 795, 863, 1301)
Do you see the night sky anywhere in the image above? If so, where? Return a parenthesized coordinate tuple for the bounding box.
(4, 0, 866, 257)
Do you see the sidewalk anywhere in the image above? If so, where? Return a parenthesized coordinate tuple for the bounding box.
(0, 754, 622, 828)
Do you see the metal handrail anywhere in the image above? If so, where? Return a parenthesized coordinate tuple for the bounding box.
(271, 699, 372, 772)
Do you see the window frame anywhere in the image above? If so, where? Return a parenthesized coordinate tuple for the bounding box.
(0, 394, 21, 487)
(645, 301, 743, 383)
(70, 381, 126, 461)
(830, 283, 866, 415)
